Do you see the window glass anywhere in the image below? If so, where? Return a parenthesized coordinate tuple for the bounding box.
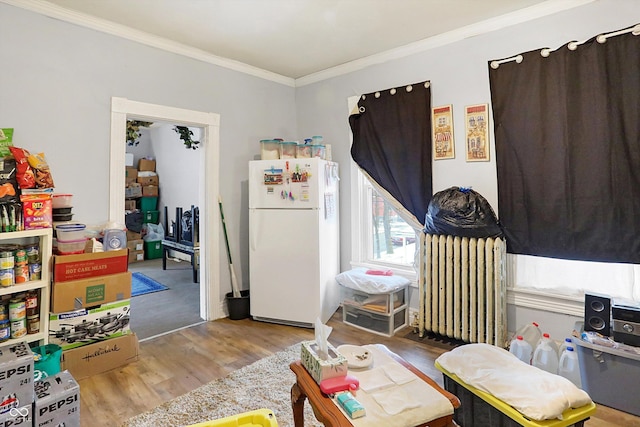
(368, 185, 415, 266)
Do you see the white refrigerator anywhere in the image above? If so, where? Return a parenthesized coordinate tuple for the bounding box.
(249, 158, 340, 327)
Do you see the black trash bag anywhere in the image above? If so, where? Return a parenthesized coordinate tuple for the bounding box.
(424, 186, 503, 238)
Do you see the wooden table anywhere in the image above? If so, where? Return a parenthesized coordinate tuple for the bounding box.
(290, 344, 460, 427)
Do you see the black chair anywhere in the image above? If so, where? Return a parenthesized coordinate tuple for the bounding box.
(162, 205, 199, 282)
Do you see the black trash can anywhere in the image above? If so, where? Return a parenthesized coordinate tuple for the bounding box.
(226, 290, 250, 320)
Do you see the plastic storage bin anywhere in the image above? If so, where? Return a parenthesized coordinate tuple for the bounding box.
(56, 239, 86, 255)
(260, 140, 280, 160)
(55, 224, 86, 241)
(140, 196, 158, 211)
(142, 210, 159, 224)
(574, 337, 640, 416)
(311, 144, 325, 159)
(144, 240, 163, 260)
(186, 408, 278, 427)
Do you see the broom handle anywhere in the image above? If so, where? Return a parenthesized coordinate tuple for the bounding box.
(218, 196, 241, 298)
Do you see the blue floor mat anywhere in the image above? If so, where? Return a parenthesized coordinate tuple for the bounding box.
(132, 272, 169, 297)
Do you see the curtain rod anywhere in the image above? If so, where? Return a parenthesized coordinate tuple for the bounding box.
(490, 54, 523, 69)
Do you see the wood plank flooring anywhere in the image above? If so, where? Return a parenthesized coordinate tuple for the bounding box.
(78, 309, 640, 427)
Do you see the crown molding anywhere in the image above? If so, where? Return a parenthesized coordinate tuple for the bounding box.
(1, 0, 296, 87)
(3, 0, 594, 88)
(295, 0, 596, 87)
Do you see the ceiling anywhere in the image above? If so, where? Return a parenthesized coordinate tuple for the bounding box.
(36, 0, 559, 80)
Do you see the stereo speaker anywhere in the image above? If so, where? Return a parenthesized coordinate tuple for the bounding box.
(584, 292, 611, 335)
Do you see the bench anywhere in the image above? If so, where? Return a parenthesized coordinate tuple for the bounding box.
(162, 206, 199, 283)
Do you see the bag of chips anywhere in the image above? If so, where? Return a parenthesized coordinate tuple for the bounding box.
(27, 152, 54, 189)
(8, 146, 36, 189)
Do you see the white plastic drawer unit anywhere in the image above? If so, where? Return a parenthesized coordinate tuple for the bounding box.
(343, 304, 408, 337)
(341, 287, 406, 315)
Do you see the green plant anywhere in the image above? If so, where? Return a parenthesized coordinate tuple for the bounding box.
(126, 120, 153, 146)
(174, 126, 200, 150)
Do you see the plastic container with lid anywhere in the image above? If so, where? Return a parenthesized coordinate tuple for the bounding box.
(56, 239, 87, 255)
(509, 335, 532, 364)
(55, 223, 86, 242)
(279, 141, 297, 159)
(558, 346, 581, 388)
(296, 143, 312, 158)
(311, 144, 326, 159)
(532, 336, 559, 374)
(52, 194, 73, 209)
(103, 229, 127, 251)
(260, 140, 280, 160)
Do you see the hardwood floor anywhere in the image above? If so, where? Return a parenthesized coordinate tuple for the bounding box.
(78, 309, 640, 427)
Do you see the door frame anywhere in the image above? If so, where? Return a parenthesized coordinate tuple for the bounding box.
(109, 97, 222, 320)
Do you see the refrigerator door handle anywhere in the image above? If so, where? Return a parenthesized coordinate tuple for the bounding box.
(250, 210, 258, 251)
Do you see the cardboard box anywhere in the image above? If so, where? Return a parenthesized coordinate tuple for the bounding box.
(126, 230, 141, 241)
(34, 370, 80, 427)
(61, 333, 139, 381)
(125, 167, 138, 184)
(0, 405, 32, 426)
(0, 341, 34, 411)
(128, 250, 144, 263)
(138, 158, 156, 172)
(124, 199, 137, 211)
(300, 340, 348, 384)
(136, 175, 159, 186)
(53, 249, 128, 282)
(125, 182, 142, 199)
(51, 271, 132, 313)
(142, 185, 159, 197)
(48, 300, 131, 351)
(127, 239, 144, 252)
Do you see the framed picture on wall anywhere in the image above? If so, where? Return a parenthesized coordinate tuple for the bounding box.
(432, 105, 455, 160)
(464, 104, 490, 162)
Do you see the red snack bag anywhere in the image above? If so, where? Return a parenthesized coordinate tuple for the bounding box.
(8, 146, 36, 189)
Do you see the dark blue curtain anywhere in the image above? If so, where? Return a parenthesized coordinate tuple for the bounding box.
(490, 26, 640, 263)
(349, 82, 433, 224)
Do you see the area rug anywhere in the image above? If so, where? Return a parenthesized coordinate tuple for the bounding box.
(122, 343, 320, 427)
(131, 272, 169, 297)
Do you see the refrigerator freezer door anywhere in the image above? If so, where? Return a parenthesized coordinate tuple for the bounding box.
(250, 208, 325, 326)
(249, 159, 327, 209)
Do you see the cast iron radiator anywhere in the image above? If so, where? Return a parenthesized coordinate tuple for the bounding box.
(418, 233, 507, 345)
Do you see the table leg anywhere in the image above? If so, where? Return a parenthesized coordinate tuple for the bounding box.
(291, 382, 307, 427)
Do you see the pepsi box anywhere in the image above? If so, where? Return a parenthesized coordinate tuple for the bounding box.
(0, 341, 34, 414)
(34, 370, 80, 427)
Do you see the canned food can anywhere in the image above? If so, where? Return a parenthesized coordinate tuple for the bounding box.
(14, 265, 29, 284)
(29, 263, 41, 281)
(9, 298, 25, 320)
(25, 245, 39, 264)
(25, 291, 38, 317)
(14, 248, 27, 267)
(0, 251, 14, 270)
(10, 318, 26, 338)
(26, 314, 39, 334)
(0, 320, 9, 342)
(0, 301, 7, 321)
(0, 269, 13, 287)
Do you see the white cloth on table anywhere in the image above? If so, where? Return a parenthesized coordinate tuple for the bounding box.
(436, 343, 592, 421)
(332, 344, 454, 426)
(336, 268, 410, 294)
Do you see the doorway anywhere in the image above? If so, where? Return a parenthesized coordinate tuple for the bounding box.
(109, 97, 222, 322)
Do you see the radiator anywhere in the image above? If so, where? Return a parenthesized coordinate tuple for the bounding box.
(418, 233, 507, 345)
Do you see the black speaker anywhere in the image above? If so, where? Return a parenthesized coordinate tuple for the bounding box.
(584, 293, 611, 335)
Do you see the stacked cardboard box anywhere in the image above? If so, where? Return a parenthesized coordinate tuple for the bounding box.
(49, 250, 139, 379)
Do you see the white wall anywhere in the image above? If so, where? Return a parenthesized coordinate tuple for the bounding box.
(0, 3, 297, 298)
(294, 0, 639, 338)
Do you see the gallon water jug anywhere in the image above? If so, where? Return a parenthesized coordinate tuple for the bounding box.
(559, 337, 574, 355)
(558, 346, 581, 388)
(533, 337, 559, 374)
(513, 322, 542, 351)
(103, 229, 127, 251)
(509, 335, 532, 364)
(537, 333, 560, 357)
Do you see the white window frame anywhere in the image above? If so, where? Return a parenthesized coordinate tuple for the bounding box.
(348, 96, 418, 285)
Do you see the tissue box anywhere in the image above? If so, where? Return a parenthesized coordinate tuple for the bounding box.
(300, 340, 348, 384)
